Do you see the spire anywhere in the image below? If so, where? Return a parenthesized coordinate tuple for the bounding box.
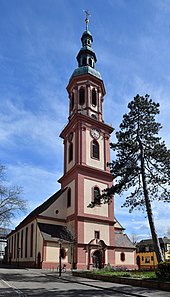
(84, 10, 91, 31)
(69, 12, 102, 81)
(76, 11, 96, 68)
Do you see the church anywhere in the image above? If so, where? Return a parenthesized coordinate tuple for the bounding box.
(7, 16, 137, 270)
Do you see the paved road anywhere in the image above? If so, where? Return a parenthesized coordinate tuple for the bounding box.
(0, 268, 169, 296)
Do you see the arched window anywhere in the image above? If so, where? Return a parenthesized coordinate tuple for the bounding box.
(25, 227, 28, 258)
(79, 87, 85, 105)
(67, 188, 71, 208)
(92, 88, 97, 106)
(82, 57, 86, 66)
(89, 58, 92, 66)
(92, 140, 99, 159)
(30, 223, 34, 257)
(69, 142, 73, 162)
(71, 93, 74, 110)
(94, 186, 100, 204)
(14, 234, 16, 259)
(21, 230, 23, 258)
(120, 252, 125, 262)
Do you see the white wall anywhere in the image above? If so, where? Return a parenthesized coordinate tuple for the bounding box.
(84, 178, 108, 217)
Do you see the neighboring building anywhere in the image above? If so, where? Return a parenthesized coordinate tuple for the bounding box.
(0, 228, 10, 262)
(7, 17, 137, 270)
(136, 237, 170, 269)
(114, 218, 137, 268)
(114, 219, 136, 268)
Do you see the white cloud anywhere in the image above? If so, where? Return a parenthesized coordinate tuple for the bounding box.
(7, 162, 62, 219)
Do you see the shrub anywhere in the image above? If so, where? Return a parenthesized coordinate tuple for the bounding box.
(156, 262, 170, 280)
(103, 263, 112, 272)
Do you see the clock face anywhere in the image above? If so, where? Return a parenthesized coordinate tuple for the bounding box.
(91, 128, 100, 140)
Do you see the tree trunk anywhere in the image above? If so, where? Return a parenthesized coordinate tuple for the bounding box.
(139, 139, 164, 263)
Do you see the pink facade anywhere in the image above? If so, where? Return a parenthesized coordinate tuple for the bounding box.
(58, 25, 117, 268)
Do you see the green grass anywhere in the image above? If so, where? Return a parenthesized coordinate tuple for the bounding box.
(92, 270, 157, 279)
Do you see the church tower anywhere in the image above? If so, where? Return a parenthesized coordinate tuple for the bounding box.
(58, 14, 115, 269)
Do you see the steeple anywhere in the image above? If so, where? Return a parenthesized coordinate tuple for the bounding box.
(70, 12, 101, 80)
(67, 13, 106, 122)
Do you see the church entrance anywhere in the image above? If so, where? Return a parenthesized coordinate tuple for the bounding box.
(92, 250, 103, 269)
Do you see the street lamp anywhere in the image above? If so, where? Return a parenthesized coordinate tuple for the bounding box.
(58, 240, 63, 277)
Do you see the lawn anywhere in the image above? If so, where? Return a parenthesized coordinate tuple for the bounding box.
(93, 269, 157, 279)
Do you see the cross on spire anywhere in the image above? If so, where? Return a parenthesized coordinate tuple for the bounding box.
(83, 9, 91, 30)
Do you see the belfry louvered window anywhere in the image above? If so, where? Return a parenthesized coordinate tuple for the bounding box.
(92, 88, 97, 106)
(79, 87, 85, 105)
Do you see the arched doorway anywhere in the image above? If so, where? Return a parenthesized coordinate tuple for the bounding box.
(92, 250, 103, 269)
(37, 252, 41, 268)
(136, 255, 140, 269)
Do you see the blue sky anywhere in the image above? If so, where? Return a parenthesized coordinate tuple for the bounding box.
(0, 0, 170, 240)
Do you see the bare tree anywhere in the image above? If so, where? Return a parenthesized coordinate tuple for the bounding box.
(0, 163, 27, 226)
(130, 233, 139, 245)
(165, 227, 170, 238)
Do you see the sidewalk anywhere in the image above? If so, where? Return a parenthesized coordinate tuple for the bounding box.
(43, 270, 170, 297)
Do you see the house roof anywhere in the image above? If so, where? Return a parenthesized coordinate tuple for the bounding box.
(162, 237, 170, 244)
(38, 222, 74, 243)
(8, 188, 67, 236)
(115, 233, 136, 249)
(114, 217, 125, 230)
(137, 237, 170, 247)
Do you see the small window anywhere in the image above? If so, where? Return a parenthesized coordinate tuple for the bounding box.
(94, 186, 100, 204)
(145, 256, 150, 263)
(92, 140, 99, 159)
(91, 114, 97, 120)
(69, 142, 73, 162)
(92, 88, 97, 106)
(67, 188, 71, 208)
(79, 87, 85, 105)
(95, 231, 100, 239)
(120, 252, 125, 262)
